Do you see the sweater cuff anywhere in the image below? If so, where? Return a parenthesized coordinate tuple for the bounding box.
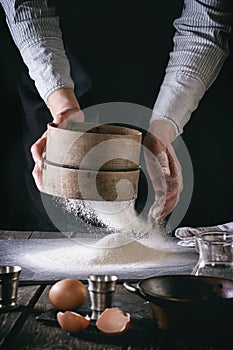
(149, 115, 180, 139)
(150, 72, 206, 134)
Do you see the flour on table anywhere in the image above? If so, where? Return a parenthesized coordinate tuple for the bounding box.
(26, 197, 179, 273)
(24, 231, 179, 273)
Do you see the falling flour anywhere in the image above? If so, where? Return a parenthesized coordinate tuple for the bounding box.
(54, 197, 137, 228)
(54, 197, 161, 238)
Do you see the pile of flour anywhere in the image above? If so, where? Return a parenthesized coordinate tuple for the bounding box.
(76, 232, 176, 266)
(24, 231, 179, 274)
(25, 197, 180, 273)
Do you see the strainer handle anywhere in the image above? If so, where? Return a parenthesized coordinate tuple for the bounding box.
(123, 281, 147, 300)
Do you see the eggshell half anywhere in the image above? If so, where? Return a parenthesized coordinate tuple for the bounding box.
(96, 307, 130, 335)
(57, 311, 90, 333)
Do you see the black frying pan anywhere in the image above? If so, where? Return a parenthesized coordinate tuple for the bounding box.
(124, 274, 233, 333)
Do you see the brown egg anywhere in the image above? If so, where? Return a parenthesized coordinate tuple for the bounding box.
(96, 307, 130, 335)
(48, 278, 87, 310)
(57, 311, 90, 333)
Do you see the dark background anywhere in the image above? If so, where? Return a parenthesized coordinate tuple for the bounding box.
(0, 1, 232, 231)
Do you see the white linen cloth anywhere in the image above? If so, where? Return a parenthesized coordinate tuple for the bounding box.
(175, 221, 233, 247)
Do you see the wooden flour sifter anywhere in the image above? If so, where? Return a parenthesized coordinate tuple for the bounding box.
(41, 122, 142, 202)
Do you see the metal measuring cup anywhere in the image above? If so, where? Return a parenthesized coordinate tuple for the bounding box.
(87, 274, 118, 320)
(0, 265, 21, 310)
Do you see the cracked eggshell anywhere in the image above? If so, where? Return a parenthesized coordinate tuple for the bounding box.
(96, 307, 130, 335)
(57, 311, 90, 333)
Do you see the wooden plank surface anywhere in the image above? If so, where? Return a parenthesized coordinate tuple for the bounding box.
(0, 286, 42, 348)
(0, 283, 156, 350)
(1, 283, 232, 350)
(1, 231, 232, 349)
(14, 285, 130, 350)
(0, 230, 67, 239)
(0, 231, 32, 240)
(30, 231, 67, 239)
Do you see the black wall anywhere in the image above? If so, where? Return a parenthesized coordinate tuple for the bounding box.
(0, 1, 232, 230)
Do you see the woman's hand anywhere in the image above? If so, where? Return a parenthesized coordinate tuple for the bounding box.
(30, 88, 83, 190)
(143, 120, 183, 223)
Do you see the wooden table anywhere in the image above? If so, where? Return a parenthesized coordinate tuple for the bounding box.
(0, 231, 232, 350)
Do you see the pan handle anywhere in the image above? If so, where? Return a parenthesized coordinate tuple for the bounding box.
(123, 281, 147, 299)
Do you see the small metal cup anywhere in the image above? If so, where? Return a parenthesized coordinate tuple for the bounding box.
(87, 274, 117, 320)
(0, 265, 21, 311)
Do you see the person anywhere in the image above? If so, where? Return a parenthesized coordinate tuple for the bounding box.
(1, 0, 232, 228)
(144, 0, 233, 222)
(0, 0, 93, 229)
